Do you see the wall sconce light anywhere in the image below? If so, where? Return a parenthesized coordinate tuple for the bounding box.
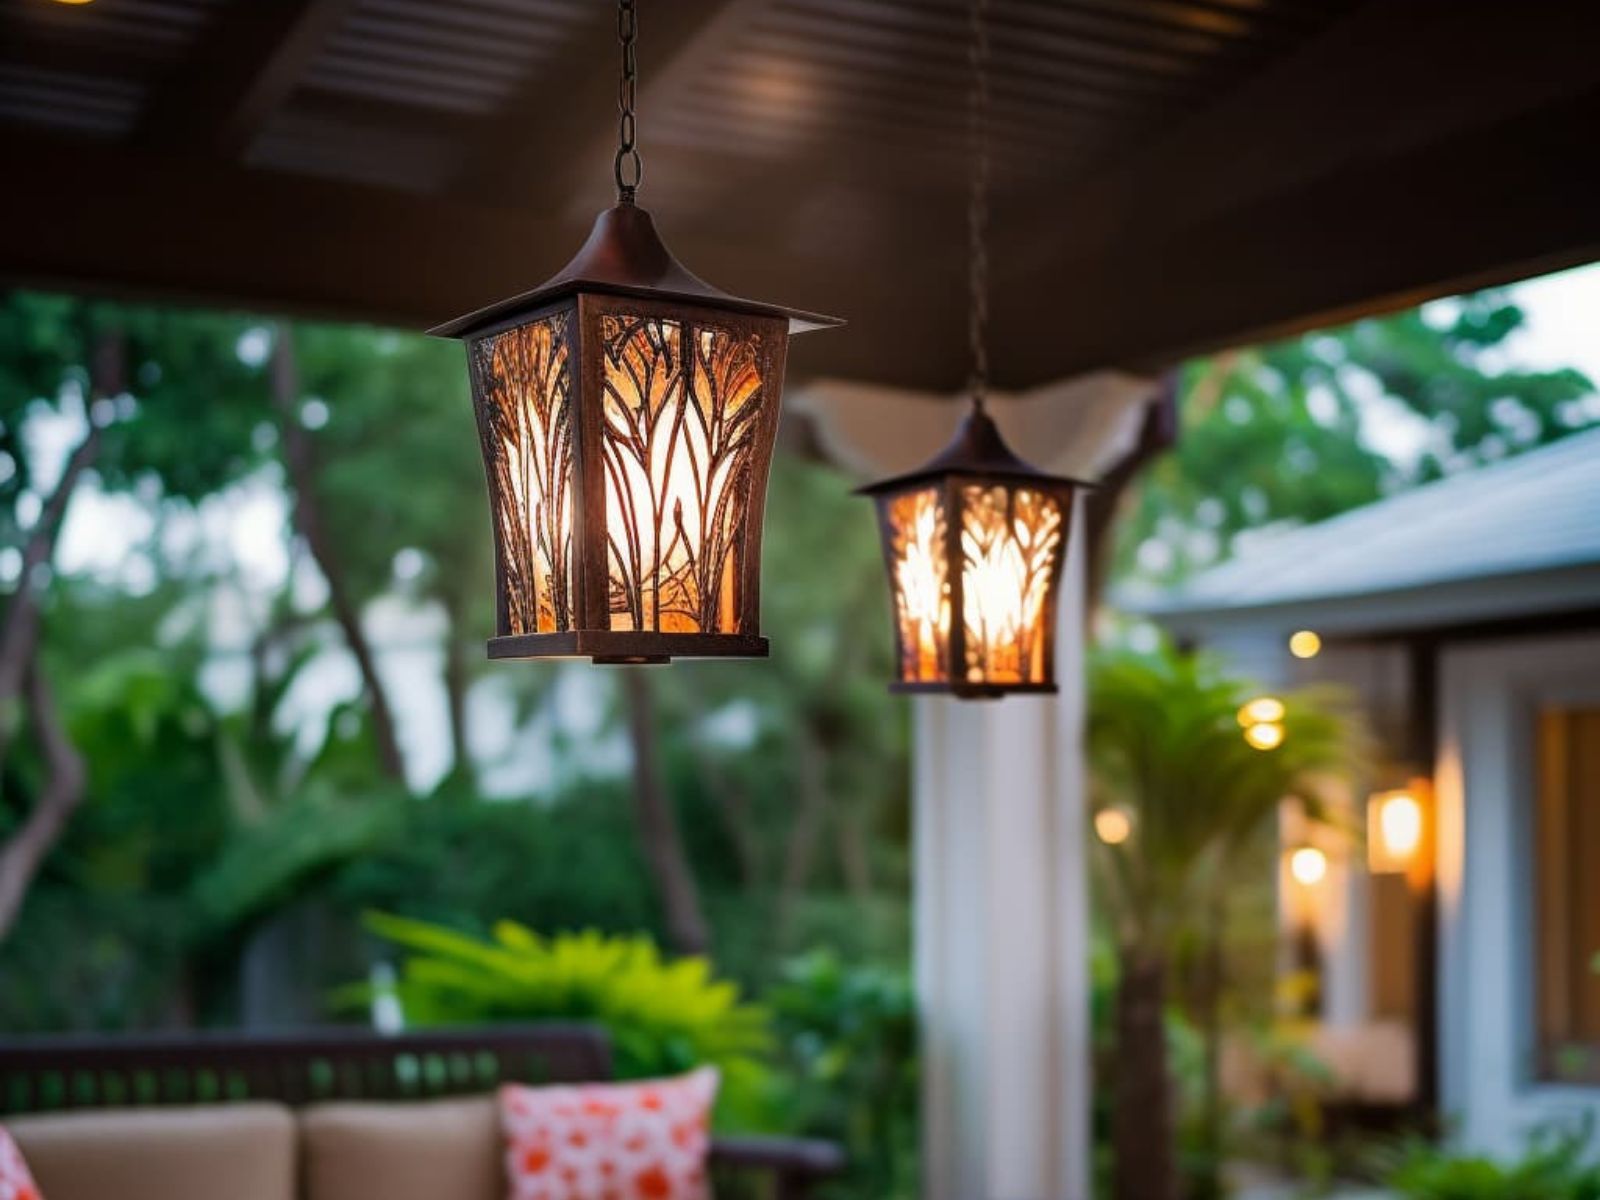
(1239, 696, 1285, 750)
(1094, 806, 1134, 846)
(1368, 785, 1426, 875)
(1289, 630, 1322, 659)
(1288, 844, 1328, 887)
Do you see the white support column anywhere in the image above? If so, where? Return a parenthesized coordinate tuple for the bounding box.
(796, 370, 1156, 1200)
(915, 503, 1092, 1200)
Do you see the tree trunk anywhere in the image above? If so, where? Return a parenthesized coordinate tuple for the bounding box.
(270, 324, 407, 784)
(1197, 891, 1227, 1200)
(0, 663, 88, 939)
(1113, 948, 1180, 1200)
(777, 728, 830, 945)
(621, 670, 710, 955)
(441, 600, 473, 792)
(0, 329, 119, 938)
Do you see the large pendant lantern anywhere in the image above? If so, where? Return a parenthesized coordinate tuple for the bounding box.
(432, 0, 839, 665)
(859, 0, 1084, 699)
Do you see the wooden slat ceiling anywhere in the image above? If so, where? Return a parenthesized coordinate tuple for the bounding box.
(2, 0, 1599, 391)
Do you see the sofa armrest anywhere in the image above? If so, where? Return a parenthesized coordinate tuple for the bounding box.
(709, 1135, 846, 1199)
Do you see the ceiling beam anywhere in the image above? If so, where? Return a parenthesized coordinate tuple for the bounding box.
(989, 0, 1600, 380)
(990, 80, 1600, 383)
(136, 0, 362, 157)
(0, 131, 961, 391)
(455, 0, 763, 211)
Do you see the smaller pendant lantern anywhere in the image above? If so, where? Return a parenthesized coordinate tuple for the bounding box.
(859, 0, 1085, 699)
(859, 409, 1084, 698)
(432, 0, 839, 665)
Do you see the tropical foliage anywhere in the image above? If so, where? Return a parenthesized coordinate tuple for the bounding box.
(1087, 641, 1363, 1200)
(1374, 1122, 1600, 1200)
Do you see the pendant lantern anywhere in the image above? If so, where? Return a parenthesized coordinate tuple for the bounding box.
(432, 0, 840, 664)
(859, 0, 1084, 698)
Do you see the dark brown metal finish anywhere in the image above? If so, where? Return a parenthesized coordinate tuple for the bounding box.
(857, 405, 1093, 498)
(454, 273, 809, 664)
(430, 204, 842, 339)
(0, 1025, 845, 1199)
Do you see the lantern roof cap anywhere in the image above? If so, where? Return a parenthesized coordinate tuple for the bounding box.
(429, 202, 843, 340)
(856, 404, 1095, 495)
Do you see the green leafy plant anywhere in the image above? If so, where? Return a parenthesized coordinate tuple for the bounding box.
(349, 913, 774, 1126)
(766, 950, 918, 1200)
(1374, 1121, 1600, 1199)
(1087, 640, 1363, 1200)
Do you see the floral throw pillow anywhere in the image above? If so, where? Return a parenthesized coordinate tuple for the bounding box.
(0, 1126, 41, 1200)
(499, 1067, 718, 1200)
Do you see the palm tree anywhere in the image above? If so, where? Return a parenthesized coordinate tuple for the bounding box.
(1087, 642, 1362, 1200)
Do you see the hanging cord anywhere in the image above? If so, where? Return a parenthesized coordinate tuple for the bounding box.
(966, 0, 991, 412)
(615, 0, 643, 203)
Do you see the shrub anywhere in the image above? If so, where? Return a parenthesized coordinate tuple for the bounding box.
(1376, 1122, 1600, 1200)
(349, 913, 774, 1127)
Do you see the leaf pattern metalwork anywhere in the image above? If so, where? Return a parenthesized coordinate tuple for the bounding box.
(470, 314, 574, 634)
(885, 487, 950, 682)
(960, 484, 1063, 684)
(599, 314, 766, 634)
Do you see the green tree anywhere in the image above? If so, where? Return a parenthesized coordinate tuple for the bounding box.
(1086, 643, 1362, 1200)
(1115, 289, 1596, 586)
(0, 292, 269, 938)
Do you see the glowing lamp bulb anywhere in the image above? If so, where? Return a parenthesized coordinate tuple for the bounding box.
(1378, 792, 1423, 859)
(1244, 720, 1285, 751)
(1289, 845, 1328, 886)
(1238, 696, 1285, 727)
(1289, 630, 1322, 659)
(1095, 807, 1133, 846)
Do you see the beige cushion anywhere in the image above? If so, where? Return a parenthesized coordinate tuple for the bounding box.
(8, 1103, 295, 1200)
(300, 1095, 502, 1200)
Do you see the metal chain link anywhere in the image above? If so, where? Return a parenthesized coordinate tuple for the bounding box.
(967, 0, 991, 411)
(615, 0, 643, 202)
(966, 0, 991, 409)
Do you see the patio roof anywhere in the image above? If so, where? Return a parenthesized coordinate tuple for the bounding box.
(2, 0, 1600, 390)
(1123, 424, 1600, 636)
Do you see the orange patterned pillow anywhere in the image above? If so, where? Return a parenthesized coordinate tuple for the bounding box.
(0, 1126, 41, 1200)
(499, 1067, 718, 1200)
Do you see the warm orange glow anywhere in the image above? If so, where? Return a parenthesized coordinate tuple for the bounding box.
(1289, 630, 1322, 659)
(1244, 720, 1285, 751)
(959, 484, 1062, 686)
(471, 315, 574, 634)
(886, 488, 949, 682)
(1368, 788, 1424, 873)
(1238, 696, 1285, 727)
(1095, 807, 1134, 846)
(49, 0, 96, 5)
(599, 315, 767, 635)
(1289, 845, 1328, 886)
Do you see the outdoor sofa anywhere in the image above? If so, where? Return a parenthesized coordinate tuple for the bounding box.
(0, 1024, 844, 1200)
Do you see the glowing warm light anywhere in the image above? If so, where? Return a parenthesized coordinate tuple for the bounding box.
(50, 0, 96, 5)
(1095, 807, 1134, 846)
(599, 315, 765, 634)
(1244, 721, 1285, 751)
(886, 489, 949, 682)
(1289, 630, 1322, 659)
(1368, 788, 1424, 873)
(1289, 845, 1328, 886)
(960, 485, 1062, 686)
(1238, 696, 1285, 727)
(471, 315, 575, 634)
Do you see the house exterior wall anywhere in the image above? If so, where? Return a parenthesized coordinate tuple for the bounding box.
(1438, 634, 1600, 1154)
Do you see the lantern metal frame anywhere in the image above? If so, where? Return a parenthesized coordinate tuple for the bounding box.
(857, 406, 1088, 699)
(430, 0, 839, 666)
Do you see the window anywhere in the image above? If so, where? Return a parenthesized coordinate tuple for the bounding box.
(1535, 706, 1600, 1083)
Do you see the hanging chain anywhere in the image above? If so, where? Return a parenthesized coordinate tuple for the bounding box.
(615, 0, 643, 202)
(966, 0, 991, 411)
